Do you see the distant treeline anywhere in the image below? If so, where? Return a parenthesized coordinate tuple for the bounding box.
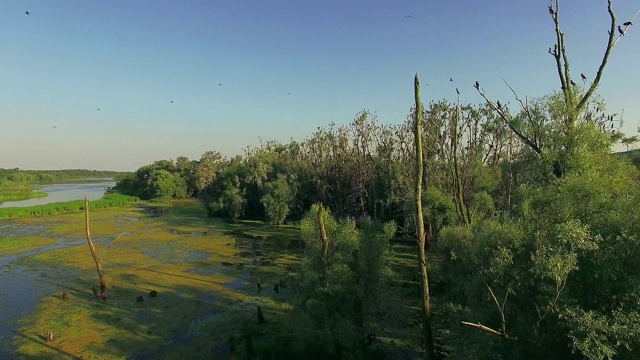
(0, 168, 125, 185)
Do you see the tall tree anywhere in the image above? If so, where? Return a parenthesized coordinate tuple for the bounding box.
(414, 74, 435, 360)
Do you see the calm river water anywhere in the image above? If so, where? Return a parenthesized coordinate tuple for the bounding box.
(0, 180, 115, 208)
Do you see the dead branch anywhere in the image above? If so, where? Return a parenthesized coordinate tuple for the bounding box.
(461, 321, 517, 341)
(475, 86, 542, 155)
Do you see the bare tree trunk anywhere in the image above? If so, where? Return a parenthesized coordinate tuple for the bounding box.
(414, 74, 436, 360)
(85, 197, 108, 300)
(318, 203, 329, 275)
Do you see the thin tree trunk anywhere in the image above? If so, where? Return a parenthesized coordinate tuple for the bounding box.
(318, 203, 329, 278)
(85, 197, 108, 300)
(414, 74, 436, 360)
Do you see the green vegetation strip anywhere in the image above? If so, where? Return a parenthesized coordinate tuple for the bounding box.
(0, 185, 47, 203)
(0, 194, 139, 219)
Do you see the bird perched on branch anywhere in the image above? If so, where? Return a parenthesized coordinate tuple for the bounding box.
(618, 26, 625, 36)
(581, 73, 587, 82)
(456, 88, 460, 95)
(474, 81, 480, 90)
(548, 5, 554, 16)
(623, 21, 633, 26)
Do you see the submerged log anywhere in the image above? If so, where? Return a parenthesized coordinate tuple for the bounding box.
(149, 290, 158, 297)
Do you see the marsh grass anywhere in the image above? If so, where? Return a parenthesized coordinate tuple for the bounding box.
(0, 236, 55, 256)
(0, 185, 47, 204)
(0, 194, 138, 219)
(5, 200, 424, 359)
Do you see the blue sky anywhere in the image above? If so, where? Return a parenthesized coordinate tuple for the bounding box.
(0, 1, 638, 171)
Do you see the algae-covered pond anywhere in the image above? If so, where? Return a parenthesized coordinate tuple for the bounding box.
(0, 200, 302, 359)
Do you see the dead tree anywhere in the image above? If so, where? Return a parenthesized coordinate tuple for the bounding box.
(85, 197, 108, 301)
(414, 74, 436, 360)
(476, 1, 639, 177)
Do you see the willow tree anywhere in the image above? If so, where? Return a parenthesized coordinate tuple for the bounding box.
(414, 74, 435, 359)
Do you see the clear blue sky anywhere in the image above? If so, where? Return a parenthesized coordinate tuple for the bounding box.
(0, 1, 638, 171)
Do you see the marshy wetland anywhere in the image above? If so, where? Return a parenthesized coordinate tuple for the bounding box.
(0, 200, 423, 359)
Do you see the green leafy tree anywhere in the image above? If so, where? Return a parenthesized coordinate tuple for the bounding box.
(295, 204, 394, 356)
(261, 174, 292, 225)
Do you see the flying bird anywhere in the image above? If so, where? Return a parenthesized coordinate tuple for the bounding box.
(52, 125, 57, 129)
(618, 26, 625, 36)
(456, 88, 460, 95)
(474, 81, 480, 89)
(623, 21, 633, 26)
(580, 73, 587, 82)
(170, 100, 174, 103)
(405, 15, 413, 19)
(218, 83, 222, 86)
(287, 92, 291, 95)
(25, 11, 30, 15)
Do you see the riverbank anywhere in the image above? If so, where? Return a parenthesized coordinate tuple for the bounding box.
(0, 194, 138, 219)
(0, 185, 47, 204)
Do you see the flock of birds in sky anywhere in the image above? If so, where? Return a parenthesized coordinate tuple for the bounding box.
(21, 8, 632, 135)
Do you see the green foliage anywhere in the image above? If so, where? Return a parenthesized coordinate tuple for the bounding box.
(295, 204, 394, 355)
(114, 158, 196, 201)
(219, 186, 245, 220)
(0, 194, 138, 219)
(261, 174, 292, 225)
(435, 148, 640, 359)
(0, 168, 123, 185)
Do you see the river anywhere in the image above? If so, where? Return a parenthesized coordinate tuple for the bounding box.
(0, 180, 115, 208)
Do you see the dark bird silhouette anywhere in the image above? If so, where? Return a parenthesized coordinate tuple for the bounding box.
(97, 108, 100, 111)
(581, 73, 587, 82)
(287, 92, 290, 95)
(623, 21, 633, 26)
(405, 15, 413, 19)
(136, 296, 144, 302)
(570, 80, 577, 86)
(474, 81, 480, 89)
(497, 100, 501, 109)
(218, 83, 222, 86)
(450, 77, 453, 82)
(456, 88, 460, 95)
(149, 290, 158, 297)
(52, 125, 57, 129)
(25, 11, 30, 15)
(618, 26, 625, 36)
(548, 5, 554, 16)
(170, 100, 173, 104)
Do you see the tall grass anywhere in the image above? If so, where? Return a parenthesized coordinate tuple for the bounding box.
(0, 194, 139, 219)
(0, 185, 47, 203)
